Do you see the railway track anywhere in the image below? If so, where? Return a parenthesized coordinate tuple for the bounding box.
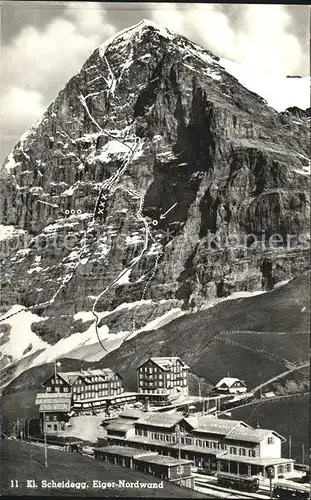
(195, 478, 271, 499)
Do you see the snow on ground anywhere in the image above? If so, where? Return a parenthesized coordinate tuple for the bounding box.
(0, 306, 49, 362)
(273, 279, 291, 289)
(125, 234, 144, 245)
(0, 225, 27, 241)
(99, 19, 174, 57)
(30, 322, 110, 366)
(222, 290, 266, 301)
(125, 308, 186, 341)
(219, 58, 310, 112)
(115, 268, 132, 285)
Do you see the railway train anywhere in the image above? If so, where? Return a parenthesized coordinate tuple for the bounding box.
(273, 483, 310, 499)
(216, 472, 260, 492)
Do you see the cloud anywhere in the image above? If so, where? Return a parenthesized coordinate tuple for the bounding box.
(1, 2, 116, 162)
(234, 5, 302, 76)
(151, 4, 303, 78)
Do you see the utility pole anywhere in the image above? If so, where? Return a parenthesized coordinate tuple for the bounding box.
(289, 435, 292, 459)
(302, 444, 305, 465)
(43, 412, 48, 468)
(176, 424, 182, 484)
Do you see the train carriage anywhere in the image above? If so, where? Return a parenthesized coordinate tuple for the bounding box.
(216, 472, 260, 492)
(273, 482, 310, 499)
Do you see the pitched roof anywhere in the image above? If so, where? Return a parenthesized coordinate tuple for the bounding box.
(146, 357, 190, 371)
(226, 427, 285, 443)
(35, 392, 72, 413)
(42, 368, 118, 387)
(218, 454, 293, 466)
(135, 455, 192, 467)
(95, 446, 156, 458)
(106, 419, 135, 433)
(184, 416, 248, 435)
(119, 409, 144, 420)
(215, 377, 246, 388)
(136, 412, 183, 429)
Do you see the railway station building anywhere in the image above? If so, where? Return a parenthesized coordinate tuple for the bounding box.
(105, 412, 295, 480)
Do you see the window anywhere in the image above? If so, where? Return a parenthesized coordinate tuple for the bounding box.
(249, 450, 255, 457)
(45, 415, 50, 421)
(63, 387, 69, 392)
(46, 387, 51, 392)
(286, 464, 292, 472)
(212, 442, 218, 449)
(230, 447, 237, 455)
(239, 448, 246, 456)
(52, 415, 57, 421)
(196, 439, 202, 447)
(267, 437, 274, 444)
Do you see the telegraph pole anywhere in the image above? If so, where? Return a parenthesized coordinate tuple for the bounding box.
(43, 412, 48, 468)
(302, 444, 305, 465)
(289, 435, 292, 459)
(176, 425, 182, 484)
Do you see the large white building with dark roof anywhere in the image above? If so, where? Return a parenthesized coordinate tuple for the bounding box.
(38, 368, 136, 422)
(106, 411, 295, 481)
(137, 357, 190, 401)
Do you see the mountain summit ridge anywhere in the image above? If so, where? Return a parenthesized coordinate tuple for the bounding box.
(0, 21, 309, 381)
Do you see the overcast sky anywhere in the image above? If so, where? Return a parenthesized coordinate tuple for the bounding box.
(1, 1, 310, 164)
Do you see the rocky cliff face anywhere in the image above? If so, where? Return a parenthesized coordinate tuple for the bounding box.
(0, 20, 310, 369)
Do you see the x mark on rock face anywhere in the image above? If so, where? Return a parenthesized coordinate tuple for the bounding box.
(159, 227, 175, 243)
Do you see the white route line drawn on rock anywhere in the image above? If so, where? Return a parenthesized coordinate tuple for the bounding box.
(91, 183, 154, 353)
(0, 52, 139, 327)
(128, 243, 164, 339)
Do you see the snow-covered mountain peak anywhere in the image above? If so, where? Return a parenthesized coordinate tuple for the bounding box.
(99, 18, 174, 56)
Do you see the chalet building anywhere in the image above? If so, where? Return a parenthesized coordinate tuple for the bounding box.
(94, 445, 194, 488)
(214, 377, 247, 395)
(35, 393, 72, 434)
(137, 357, 189, 402)
(40, 368, 135, 412)
(105, 412, 295, 480)
(42, 368, 123, 398)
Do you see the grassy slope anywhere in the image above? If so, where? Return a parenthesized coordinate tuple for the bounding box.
(1, 274, 309, 432)
(230, 393, 309, 463)
(0, 439, 207, 498)
(100, 273, 310, 391)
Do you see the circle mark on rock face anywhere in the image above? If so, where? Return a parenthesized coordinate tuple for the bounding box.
(152, 220, 158, 226)
(65, 209, 82, 216)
